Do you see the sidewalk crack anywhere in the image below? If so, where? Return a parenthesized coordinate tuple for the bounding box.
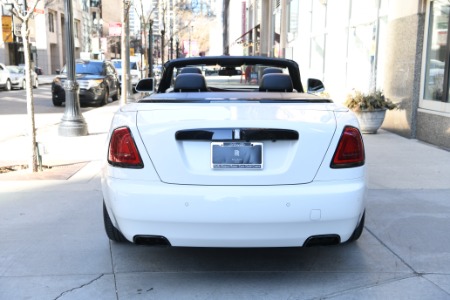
(53, 274, 104, 300)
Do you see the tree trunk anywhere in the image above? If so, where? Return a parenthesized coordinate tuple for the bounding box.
(22, 18, 38, 172)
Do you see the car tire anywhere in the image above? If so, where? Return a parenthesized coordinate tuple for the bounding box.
(5, 79, 11, 91)
(112, 87, 120, 101)
(103, 201, 128, 243)
(100, 89, 109, 106)
(347, 211, 365, 243)
(33, 78, 39, 89)
(52, 98, 63, 107)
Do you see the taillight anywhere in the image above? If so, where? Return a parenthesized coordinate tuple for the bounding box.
(331, 126, 365, 168)
(108, 127, 144, 168)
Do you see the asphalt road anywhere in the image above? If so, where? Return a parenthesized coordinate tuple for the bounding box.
(0, 85, 95, 142)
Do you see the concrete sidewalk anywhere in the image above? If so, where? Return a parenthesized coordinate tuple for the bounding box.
(0, 104, 449, 299)
(0, 100, 120, 178)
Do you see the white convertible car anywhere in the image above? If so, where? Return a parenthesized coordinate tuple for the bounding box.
(101, 56, 366, 248)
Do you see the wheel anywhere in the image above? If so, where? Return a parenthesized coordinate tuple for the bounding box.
(103, 201, 128, 243)
(111, 86, 120, 101)
(99, 89, 109, 106)
(21, 79, 26, 89)
(52, 97, 63, 107)
(4, 79, 11, 91)
(347, 211, 365, 242)
(33, 78, 39, 88)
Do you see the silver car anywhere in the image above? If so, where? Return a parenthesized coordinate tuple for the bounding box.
(0, 63, 12, 91)
(6, 65, 39, 89)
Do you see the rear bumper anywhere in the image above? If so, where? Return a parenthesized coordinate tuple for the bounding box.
(102, 177, 366, 247)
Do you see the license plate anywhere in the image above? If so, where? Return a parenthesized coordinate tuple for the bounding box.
(211, 142, 263, 169)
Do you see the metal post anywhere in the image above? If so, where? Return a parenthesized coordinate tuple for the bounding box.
(148, 20, 153, 77)
(58, 0, 88, 137)
(125, 12, 131, 96)
(176, 38, 179, 59)
(170, 37, 173, 60)
(121, 0, 131, 105)
(161, 30, 165, 64)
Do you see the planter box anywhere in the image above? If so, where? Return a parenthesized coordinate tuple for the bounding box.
(354, 109, 386, 134)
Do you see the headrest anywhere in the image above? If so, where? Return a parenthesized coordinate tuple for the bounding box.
(174, 73, 207, 92)
(259, 73, 293, 92)
(180, 67, 202, 74)
(262, 67, 283, 75)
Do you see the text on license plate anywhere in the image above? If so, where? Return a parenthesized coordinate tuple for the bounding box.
(211, 142, 263, 169)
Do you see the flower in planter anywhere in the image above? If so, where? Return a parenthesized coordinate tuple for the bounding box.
(344, 90, 397, 112)
(344, 90, 398, 134)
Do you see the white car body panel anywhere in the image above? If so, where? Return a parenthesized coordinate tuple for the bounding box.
(135, 102, 335, 185)
(102, 56, 366, 248)
(102, 97, 366, 247)
(102, 177, 365, 247)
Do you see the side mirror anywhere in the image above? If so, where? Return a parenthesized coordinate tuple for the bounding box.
(135, 78, 155, 92)
(307, 78, 325, 93)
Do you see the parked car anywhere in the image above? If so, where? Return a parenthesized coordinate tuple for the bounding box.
(7, 65, 39, 89)
(51, 59, 121, 107)
(111, 58, 142, 91)
(0, 63, 12, 91)
(102, 56, 367, 248)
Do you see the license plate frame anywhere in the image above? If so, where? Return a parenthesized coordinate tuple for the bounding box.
(211, 142, 263, 169)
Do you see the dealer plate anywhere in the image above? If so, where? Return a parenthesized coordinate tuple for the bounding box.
(211, 142, 263, 169)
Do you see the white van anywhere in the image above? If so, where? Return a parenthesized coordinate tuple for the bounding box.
(112, 58, 142, 90)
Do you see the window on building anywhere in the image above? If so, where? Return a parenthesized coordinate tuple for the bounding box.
(48, 12, 55, 33)
(423, 0, 449, 102)
(74, 20, 80, 38)
(90, 0, 101, 8)
(287, 0, 299, 39)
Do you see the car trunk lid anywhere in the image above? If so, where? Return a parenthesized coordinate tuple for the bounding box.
(135, 102, 336, 185)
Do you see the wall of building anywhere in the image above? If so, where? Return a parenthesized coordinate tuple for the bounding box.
(225, 0, 448, 149)
(383, 12, 424, 139)
(382, 0, 449, 150)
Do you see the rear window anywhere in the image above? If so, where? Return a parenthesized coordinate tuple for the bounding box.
(73, 62, 104, 75)
(171, 64, 289, 90)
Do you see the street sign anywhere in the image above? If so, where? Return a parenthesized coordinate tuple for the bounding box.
(14, 19, 22, 36)
(2, 16, 13, 43)
(109, 22, 122, 37)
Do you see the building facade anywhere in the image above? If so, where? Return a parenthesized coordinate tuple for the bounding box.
(0, 0, 122, 75)
(226, 0, 449, 150)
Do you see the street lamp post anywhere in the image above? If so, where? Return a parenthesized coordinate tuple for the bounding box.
(161, 30, 165, 64)
(170, 36, 173, 60)
(58, 0, 88, 136)
(148, 20, 153, 77)
(188, 25, 193, 57)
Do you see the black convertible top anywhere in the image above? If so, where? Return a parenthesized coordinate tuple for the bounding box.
(157, 56, 305, 93)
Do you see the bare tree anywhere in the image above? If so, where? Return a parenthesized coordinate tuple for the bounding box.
(1, 0, 41, 172)
(134, 0, 158, 73)
(174, 0, 217, 56)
